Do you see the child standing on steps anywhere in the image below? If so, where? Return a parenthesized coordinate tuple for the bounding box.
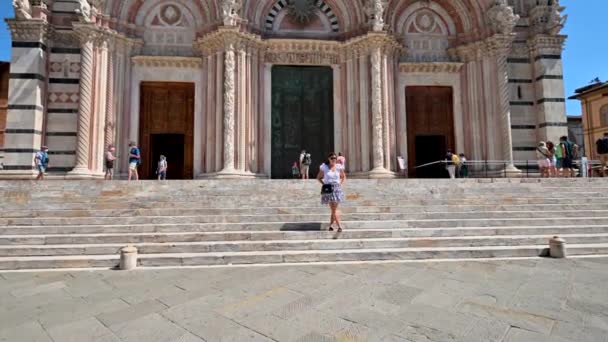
(157, 155, 168, 181)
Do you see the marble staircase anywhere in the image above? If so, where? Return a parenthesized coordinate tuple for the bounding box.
(1, 179, 608, 271)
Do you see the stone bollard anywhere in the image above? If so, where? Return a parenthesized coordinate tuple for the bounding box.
(549, 236, 566, 258)
(120, 245, 138, 270)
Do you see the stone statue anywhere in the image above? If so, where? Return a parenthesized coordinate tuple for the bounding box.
(220, 0, 241, 26)
(486, 0, 519, 35)
(365, 0, 388, 32)
(75, 0, 92, 22)
(13, 0, 32, 20)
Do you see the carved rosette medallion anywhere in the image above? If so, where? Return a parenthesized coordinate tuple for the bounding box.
(287, 0, 317, 23)
(160, 4, 182, 25)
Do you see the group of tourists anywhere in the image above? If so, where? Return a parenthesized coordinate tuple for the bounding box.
(444, 150, 468, 179)
(536, 136, 578, 178)
(293, 150, 345, 180)
(106, 141, 167, 181)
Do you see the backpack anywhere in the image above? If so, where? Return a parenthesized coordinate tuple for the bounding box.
(562, 141, 573, 159)
(303, 154, 312, 165)
(598, 138, 608, 154)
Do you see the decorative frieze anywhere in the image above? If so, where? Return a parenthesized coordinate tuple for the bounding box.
(527, 34, 566, 57)
(398, 62, 463, 74)
(131, 56, 203, 69)
(6, 18, 49, 42)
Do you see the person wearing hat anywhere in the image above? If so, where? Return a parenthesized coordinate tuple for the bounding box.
(35, 146, 49, 180)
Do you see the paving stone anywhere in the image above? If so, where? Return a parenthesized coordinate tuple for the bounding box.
(111, 313, 205, 342)
(96, 299, 168, 329)
(457, 301, 556, 335)
(10, 281, 67, 298)
(0, 321, 53, 342)
(162, 309, 273, 341)
(503, 327, 571, 342)
(457, 318, 510, 342)
(410, 289, 462, 309)
(46, 317, 121, 342)
(37, 298, 129, 328)
(551, 320, 608, 342)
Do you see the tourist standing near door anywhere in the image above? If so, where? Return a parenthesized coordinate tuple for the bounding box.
(157, 155, 168, 181)
(300, 149, 312, 180)
(105, 145, 117, 180)
(128, 142, 141, 181)
(317, 152, 346, 233)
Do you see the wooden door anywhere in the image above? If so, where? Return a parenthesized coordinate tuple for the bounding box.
(271, 66, 334, 179)
(406, 86, 454, 178)
(139, 82, 195, 179)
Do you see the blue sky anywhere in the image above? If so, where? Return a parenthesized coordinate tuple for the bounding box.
(0, 0, 606, 115)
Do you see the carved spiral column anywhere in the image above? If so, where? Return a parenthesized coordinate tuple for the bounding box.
(221, 43, 236, 173)
(370, 46, 386, 173)
(70, 32, 95, 175)
(492, 36, 518, 172)
(105, 41, 115, 149)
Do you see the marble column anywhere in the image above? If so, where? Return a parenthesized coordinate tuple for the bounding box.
(219, 43, 236, 174)
(69, 29, 95, 176)
(492, 36, 519, 173)
(369, 46, 389, 177)
(105, 38, 115, 149)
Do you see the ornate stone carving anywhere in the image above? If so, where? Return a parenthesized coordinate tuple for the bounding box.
(75, 0, 92, 22)
(70, 30, 95, 175)
(530, 0, 567, 35)
(131, 56, 203, 69)
(105, 50, 115, 149)
(370, 47, 385, 172)
(398, 62, 464, 74)
(486, 0, 519, 35)
(287, 0, 316, 23)
(365, 0, 388, 32)
(222, 44, 237, 172)
(6, 19, 49, 42)
(527, 34, 566, 57)
(13, 0, 32, 20)
(220, 0, 241, 26)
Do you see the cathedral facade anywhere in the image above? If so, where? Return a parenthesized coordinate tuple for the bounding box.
(2, 0, 568, 179)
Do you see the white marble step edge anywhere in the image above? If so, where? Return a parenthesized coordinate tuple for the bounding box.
(1, 233, 607, 250)
(1, 243, 607, 262)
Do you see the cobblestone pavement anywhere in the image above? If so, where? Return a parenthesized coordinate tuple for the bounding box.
(1, 258, 607, 342)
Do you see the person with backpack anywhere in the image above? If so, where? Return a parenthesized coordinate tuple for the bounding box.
(157, 155, 168, 180)
(559, 136, 574, 178)
(300, 149, 312, 180)
(596, 133, 608, 176)
(128, 141, 141, 181)
(34, 146, 49, 180)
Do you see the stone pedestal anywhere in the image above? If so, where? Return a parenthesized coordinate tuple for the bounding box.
(120, 245, 138, 270)
(549, 236, 566, 258)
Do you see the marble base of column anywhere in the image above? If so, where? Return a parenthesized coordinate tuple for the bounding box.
(66, 166, 95, 179)
(502, 164, 522, 178)
(368, 167, 396, 179)
(205, 169, 259, 179)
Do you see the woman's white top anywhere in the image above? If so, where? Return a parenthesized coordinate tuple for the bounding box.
(321, 164, 343, 185)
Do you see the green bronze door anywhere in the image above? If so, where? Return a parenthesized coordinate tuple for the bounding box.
(271, 66, 334, 179)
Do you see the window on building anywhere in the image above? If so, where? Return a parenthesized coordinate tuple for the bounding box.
(601, 104, 608, 126)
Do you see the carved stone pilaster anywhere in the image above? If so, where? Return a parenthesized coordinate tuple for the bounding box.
(105, 42, 115, 149)
(69, 24, 99, 176)
(487, 34, 519, 173)
(220, 43, 237, 173)
(370, 47, 385, 173)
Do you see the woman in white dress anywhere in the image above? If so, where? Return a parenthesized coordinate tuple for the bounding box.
(317, 153, 346, 232)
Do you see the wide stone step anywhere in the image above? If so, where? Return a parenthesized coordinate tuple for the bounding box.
(4, 196, 607, 211)
(3, 225, 608, 245)
(2, 234, 608, 257)
(1, 244, 607, 270)
(2, 203, 608, 218)
(3, 218, 608, 235)
(4, 210, 608, 226)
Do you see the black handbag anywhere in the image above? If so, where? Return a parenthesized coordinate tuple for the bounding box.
(321, 184, 334, 194)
